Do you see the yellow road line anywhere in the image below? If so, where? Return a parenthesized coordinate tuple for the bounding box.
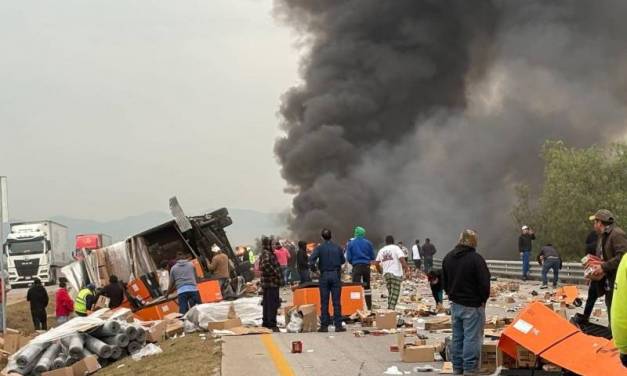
(260, 334, 296, 376)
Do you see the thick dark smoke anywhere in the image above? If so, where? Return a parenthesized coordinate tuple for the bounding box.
(274, 1, 627, 257)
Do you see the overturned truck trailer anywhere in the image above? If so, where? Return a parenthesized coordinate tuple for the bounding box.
(62, 203, 243, 321)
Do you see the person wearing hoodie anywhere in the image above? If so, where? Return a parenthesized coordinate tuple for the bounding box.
(167, 251, 200, 315)
(346, 226, 375, 310)
(442, 229, 491, 376)
(296, 241, 311, 283)
(27, 278, 49, 330)
(55, 279, 74, 324)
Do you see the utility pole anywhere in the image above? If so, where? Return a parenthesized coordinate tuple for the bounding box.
(0, 176, 8, 333)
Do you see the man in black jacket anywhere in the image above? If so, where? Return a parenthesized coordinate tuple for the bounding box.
(421, 238, 437, 273)
(296, 241, 311, 283)
(26, 278, 49, 330)
(442, 229, 490, 376)
(96, 275, 125, 309)
(579, 231, 600, 322)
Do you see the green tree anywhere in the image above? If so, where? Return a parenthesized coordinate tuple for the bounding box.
(513, 141, 627, 260)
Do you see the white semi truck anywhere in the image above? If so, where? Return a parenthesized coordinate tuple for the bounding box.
(4, 221, 71, 287)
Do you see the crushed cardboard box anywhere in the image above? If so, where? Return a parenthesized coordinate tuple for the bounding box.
(424, 317, 451, 330)
(42, 355, 101, 376)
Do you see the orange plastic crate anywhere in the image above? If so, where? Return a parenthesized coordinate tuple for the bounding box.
(292, 283, 365, 316)
(133, 299, 179, 321)
(198, 279, 223, 303)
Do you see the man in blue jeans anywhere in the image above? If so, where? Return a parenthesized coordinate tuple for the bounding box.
(442, 230, 491, 375)
(309, 228, 346, 333)
(538, 244, 561, 289)
(518, 226, 535, 280)
(167, 251, 201, 315)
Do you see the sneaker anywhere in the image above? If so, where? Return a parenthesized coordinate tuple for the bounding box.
(334, 326, 347, 333)
(318, 326, 329, 333)
(540, 285, 548, 289)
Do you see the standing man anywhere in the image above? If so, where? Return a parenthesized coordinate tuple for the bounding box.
(578, 231, 600, 323)
(156, 261, 171, 294)
(587, 209, 627, 325)
(167, 251, 201, 315)
(26, 278, 49, 330)
(346, 226, 375, 310)
(375, 235, 408, 310)
(412, 240, 422, 272)
(398, 241, 409, 259)
(260, 237, 282, 331)
(537, 244, 562, 289)
(274, 242, 291, 286)
(518, 225, 536, 281)
(96, 275, 125, 309)
(422, 238, 437, 273)
(208, 246, 230, 280)
(74, 284, 96, 317)
(296, 241, 311, 283)
(442, 229, 491, 376)
(309, 229, 346, 333)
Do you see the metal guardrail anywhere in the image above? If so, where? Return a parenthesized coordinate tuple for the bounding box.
(432, 258, 585, 284)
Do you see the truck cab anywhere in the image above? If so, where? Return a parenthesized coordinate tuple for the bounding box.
(4, 221, 70, 287)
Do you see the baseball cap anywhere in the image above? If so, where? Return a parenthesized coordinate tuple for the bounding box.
(589, 209, 615, 223)
(521, 225, 529, 231)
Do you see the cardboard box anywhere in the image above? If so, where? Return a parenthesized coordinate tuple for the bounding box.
(165, 320, 185, 337)
(375, 310, 397, 330)
(3, 330, 31, 355)
(144, 320, 167, 343)
(94, 296, 110, 310)
(42, 367, 74, 376)
(397, 333, 434, 363)
(480, 341, 498, 372)
(299, 304, 318, 333)
(440, 362, 454, 374)
(72, 355, 101, 375)
(207, 318, 242, 331)
(424, 317, 451, 330)
(516, 346, 537, 368)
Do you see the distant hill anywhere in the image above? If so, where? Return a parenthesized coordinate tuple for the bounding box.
(2, 208, 288, 247)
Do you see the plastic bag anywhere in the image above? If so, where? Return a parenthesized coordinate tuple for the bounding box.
(286, 311, 303, 333)
(131, 343, 163, 361)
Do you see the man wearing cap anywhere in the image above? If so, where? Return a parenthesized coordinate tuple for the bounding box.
(518, 226, 535, 281)
(588, 209, 627, 324)
(346, 226, 375, 310)
(442, 230, 491, 376)
(74, 283, 96, 317)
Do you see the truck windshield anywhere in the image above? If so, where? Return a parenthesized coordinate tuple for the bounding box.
(8, 241, 45, 255)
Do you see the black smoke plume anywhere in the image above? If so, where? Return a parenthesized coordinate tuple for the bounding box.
(274, 1, 627, 256)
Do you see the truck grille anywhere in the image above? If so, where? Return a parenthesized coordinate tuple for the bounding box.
(15, 259, 40, 277)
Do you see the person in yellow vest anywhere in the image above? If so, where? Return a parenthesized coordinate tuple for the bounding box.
(612, 255, 627, 367)
(74, 284, 96, 317)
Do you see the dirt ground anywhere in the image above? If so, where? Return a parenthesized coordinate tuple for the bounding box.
(6, 292, 58, 334)
(97, 334, 221, 376)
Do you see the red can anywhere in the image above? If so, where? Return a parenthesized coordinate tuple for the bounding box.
(291, 341, 303, 353)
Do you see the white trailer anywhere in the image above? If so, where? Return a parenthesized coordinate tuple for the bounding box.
(4, 221, 70, 287)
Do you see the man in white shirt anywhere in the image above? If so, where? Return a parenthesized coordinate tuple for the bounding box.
(376, 235, 409, 310)
(412, 239, 422, 271)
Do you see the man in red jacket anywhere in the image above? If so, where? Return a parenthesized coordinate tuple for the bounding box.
(55, 280, 74, 325)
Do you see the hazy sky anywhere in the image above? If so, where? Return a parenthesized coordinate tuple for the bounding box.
(0, 0, 299, 220)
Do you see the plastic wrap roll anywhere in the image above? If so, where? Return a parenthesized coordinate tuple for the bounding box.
(100, 333, 130, 348)
(61, 334, 85, 360)
(16, 342, 45, 368)
(84, 335, 113, 359)
(92, 320, 121, 337)
(110, 346, 123, 360)
(127, 341, 141, 354)
(33, 343, 61, 373)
